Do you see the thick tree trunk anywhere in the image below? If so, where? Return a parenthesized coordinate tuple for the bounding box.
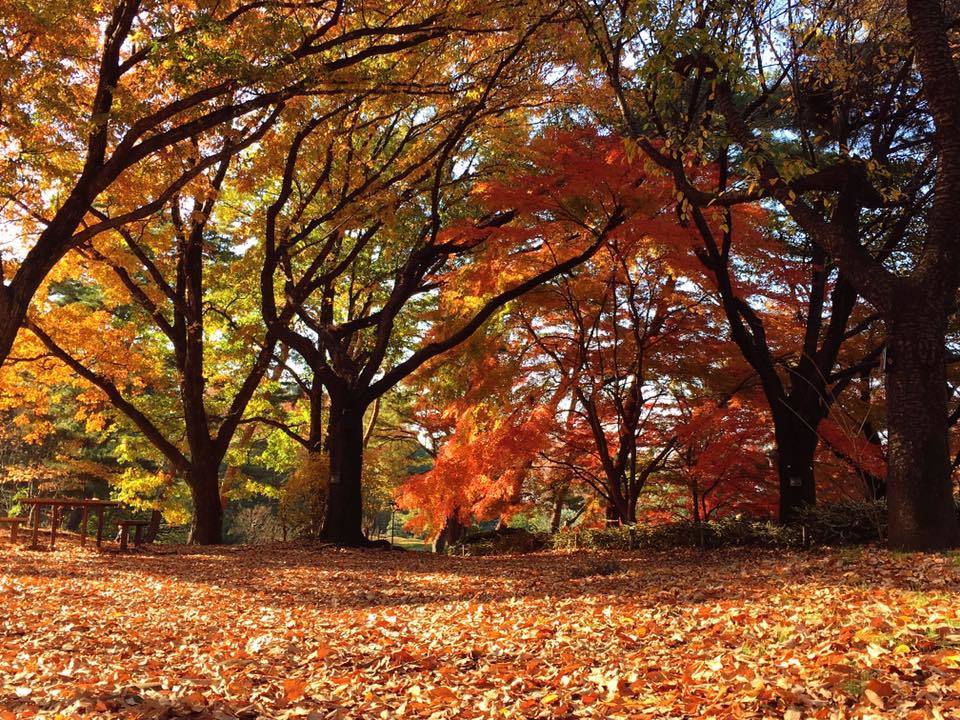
(625, 474, 639, 524)
(0, 192, 93, 366)
(322, 400, 367, 546)
(145, 510, 162, 544)
(433, 512, 465, 553)
(0, 298, 23, 370)
(188, 464, 223, 545)
(885, 301, 960, 550)
(773, 412, 818, 523)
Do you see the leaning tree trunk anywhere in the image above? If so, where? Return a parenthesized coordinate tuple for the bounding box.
(432, 512, 465, 553)
(322, 400, 367, 546)
(0, 298, 22, 370)
(773, 410, 819, 523)
(145, 510, 162, 544)
(884, 296, 960, 550)
(188, 462, 224, 545)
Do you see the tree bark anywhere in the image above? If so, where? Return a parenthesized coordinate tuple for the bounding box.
(145, 510, 162, 544)
(773, 410, 818, 523)
(884, 294, 960, 550)
(432, 512, 465, 553)
(321, 398, 368, 546)
(605, 502, 626, 526)
(188, 463, 223, 545)
(549, 486, 567, 534)
(0, 191, 95, 365)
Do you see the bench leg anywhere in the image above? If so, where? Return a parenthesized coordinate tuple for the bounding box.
(119, 526, 129, 552)
(80, 507, 89, 547)
(134, 525, 143, 547)
(96, 508, 104, 549)
(50, 506, 58, 548)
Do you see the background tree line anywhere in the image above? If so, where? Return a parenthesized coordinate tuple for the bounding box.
(1, 0, 959, 550)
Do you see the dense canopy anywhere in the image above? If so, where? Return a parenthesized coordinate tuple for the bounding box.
(2, 0, 959, 551)
(3, 0, 960, 717)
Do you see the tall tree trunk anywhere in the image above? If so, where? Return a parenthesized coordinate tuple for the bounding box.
(626, 490, 639, 524)
(322, 399, 367, 546)
(0, 191, 94, 365)
(0, 297, 23, 370)
(188, 462, 223, 545)
(773, 410, 818, 523)
(885, 296, 960, 550)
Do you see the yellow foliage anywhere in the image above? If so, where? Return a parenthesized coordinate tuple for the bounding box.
(278, 451, 329, 539)
(113, 469, 191, 526)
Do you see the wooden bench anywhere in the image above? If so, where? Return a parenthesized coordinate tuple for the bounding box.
(0, 517, 23, 543)
(117, 520, 150, 551)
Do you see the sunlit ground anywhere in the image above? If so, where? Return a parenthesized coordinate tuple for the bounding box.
(1, 543, 959, 719)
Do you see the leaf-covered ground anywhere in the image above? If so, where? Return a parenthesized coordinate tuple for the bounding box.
(1, 544, 959, 719)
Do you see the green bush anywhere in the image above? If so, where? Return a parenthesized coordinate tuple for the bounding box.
(551, 524, 638, 550)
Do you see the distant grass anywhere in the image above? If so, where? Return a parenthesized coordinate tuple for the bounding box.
(372, 534, 430, 552)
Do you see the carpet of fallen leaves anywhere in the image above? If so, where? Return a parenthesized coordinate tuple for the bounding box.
(1, 544, 960, 720)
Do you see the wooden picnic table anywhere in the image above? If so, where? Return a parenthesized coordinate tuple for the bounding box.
(21, 497, 119, 549)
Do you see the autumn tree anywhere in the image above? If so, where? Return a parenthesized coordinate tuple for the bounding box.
(570, 0, 891, 525)
(9, 0, 541, 543)
(23, 146, 288, 543)
(398, 128, 700, 537)
(515, 227, 707, 524)
(0, 323, 132, 518)
(268, 122, 652, 544)
(0, 0, 480, 371)
(666, 390, 777, 524)
(252, 10, 655, 546)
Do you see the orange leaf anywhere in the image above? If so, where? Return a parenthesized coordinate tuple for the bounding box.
(283, 678, 307, 702)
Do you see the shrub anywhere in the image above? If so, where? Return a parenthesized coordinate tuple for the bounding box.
(551, 524, 638, 550)
(230, 504, 283, 544)
(450, 527, 547, 556)
(455, 499, 945, 554)
(551, 518, 801, 551)
(278, 451, 328, 540)
(796, 500, 886, 546)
